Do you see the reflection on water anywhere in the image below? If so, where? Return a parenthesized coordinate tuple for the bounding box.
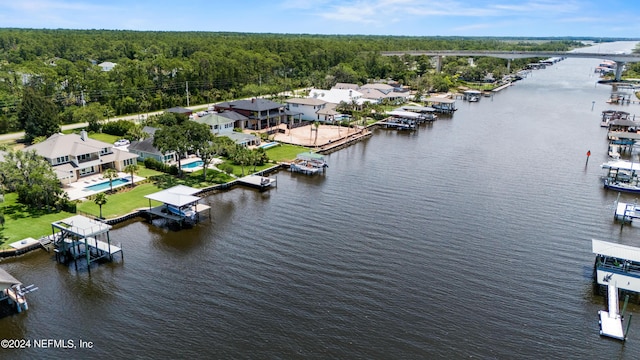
(2, 41, 640, 359)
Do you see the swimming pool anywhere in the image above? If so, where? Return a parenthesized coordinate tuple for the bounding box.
(84, 178, 129, 191)
(258, 142, 279, 149)
(181, 161, 204, 169)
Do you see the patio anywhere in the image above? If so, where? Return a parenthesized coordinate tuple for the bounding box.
(63, 172, 146, 201)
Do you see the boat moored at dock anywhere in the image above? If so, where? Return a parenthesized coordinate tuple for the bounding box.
(290, 152, 328, 175)
(601, 160, 640, 193)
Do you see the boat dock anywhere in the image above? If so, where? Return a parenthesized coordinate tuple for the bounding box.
(0, 268, 37, 314)
(51, 215, 123, 273)
(592, 239, 640, 340)
(289, 152, 328, 175)
(599, 282, 625, 340)
(238, 174, 277, 190)
(143, 185, 211, 227)
(614, 201, 640, 223)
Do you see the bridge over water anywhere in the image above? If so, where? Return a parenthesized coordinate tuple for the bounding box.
(380, 50, 640, 80)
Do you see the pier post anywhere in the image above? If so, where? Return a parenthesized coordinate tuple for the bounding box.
(615, 61, 624, 81)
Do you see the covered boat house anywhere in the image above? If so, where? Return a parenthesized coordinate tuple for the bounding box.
(51, 215, 123, 273)
(143, 185, 210, 227)
(0, 268, 36, 313)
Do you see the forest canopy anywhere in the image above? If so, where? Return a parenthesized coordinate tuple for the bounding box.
(0, 29, 583, 134)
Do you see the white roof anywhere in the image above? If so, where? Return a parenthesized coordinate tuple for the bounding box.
(0, 268, 21, 289)
(144, 185, 201, 207)
(308, 88, 365, 105)
(52, 215, 112, 237)
(601, 160, 640, 171)
(386, 110, 422, 119)
(593, 239, 640, 263)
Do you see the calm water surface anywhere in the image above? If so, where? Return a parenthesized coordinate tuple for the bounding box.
(2, 41, 640, 359)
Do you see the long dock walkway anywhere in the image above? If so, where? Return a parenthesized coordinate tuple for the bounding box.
(599, 283, 625, 340)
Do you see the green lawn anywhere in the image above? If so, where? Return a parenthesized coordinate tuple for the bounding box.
(265, 143, 310, 162)
(0, 193, 75, 248)
(76, 183, 164, 218)
(88, 132, 120, 144)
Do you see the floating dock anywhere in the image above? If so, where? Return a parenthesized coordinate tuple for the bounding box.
(238, 174, 277, 190)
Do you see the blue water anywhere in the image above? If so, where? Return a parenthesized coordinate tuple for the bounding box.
(84, 177, 129, 191)
(181, 160, 204, 169)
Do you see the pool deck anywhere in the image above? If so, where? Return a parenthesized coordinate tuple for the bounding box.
(181, 157, 223, 173)
(63, 172, 146, 201)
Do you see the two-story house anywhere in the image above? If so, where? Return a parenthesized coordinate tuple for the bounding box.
(214, 98, 286, 131)
(24, 130, 138, 184)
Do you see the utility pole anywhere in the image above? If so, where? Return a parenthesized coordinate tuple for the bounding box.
(186, 81, 190, 107)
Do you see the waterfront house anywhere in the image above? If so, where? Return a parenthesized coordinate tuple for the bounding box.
(214, 98, 286, 131)
(308, 88, 365, 106)
(285, 97, 328, 122)
(192, 112, 235, 135)
(128, 138, 178, 164)
(24, 130, 138, 184)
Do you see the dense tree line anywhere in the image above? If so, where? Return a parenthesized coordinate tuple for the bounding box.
(0, 29, 583, 134)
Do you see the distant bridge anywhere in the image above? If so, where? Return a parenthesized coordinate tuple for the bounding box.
(380, 50, 640, 80)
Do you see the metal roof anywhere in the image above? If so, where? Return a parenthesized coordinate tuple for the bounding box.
(0, 268, 21, 289)
(52, 215, 112, 237)
(593, 239, 640, 263)
(144, 185, 201, 207)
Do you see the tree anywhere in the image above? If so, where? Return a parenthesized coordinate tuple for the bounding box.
(124, 163, 139, 188)
(0, 150, 63, 209)
(154, 126, 185, 175)
(94, 192, 107, 219)
(18, 87, 61, 144)
(103, 168, 118, 192)
(231, 145, 250, 176)
(197, 140, 221, 182)
(313, 121, 320, 146)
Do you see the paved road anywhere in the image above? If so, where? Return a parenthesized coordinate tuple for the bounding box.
(0, 110, 167, 142)
(0, 89, 310, 143)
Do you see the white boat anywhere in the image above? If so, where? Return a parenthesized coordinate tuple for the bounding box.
(167, 204, 196, 220)
(290, 152, 328, 175)
(601, 160, 640, 193)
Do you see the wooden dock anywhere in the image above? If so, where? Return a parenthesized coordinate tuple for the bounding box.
(238, 175, 277, 190)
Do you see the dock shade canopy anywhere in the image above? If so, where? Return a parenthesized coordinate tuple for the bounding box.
(385, 110, 423, 119)
(0, 268, 21, 291)
(144, 185, 201, 207)
(592, 239, 640, 263)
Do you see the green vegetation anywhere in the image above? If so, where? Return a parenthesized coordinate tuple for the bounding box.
(265, 144, 310, 162)
(87, 132, 119, 144)
(77, 183, 163, 219)
(0, 29, 583, 134)
(0, 192, 75, 248)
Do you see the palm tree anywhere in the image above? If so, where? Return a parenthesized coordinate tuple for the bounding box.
(94, 193, 107, 219)
(124, 163, 139, 188)
(313, 121, 320, 147)
(103, 168, 118, 192)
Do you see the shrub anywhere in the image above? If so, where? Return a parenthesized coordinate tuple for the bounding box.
(102, 120, 135, 136)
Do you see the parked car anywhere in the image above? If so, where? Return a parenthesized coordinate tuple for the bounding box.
(114, 139, 130, 147)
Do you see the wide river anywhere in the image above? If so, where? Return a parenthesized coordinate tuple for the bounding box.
(2, 41, 640, 359)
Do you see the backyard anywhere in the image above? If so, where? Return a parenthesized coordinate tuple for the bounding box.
(0, 142, 312, 248)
